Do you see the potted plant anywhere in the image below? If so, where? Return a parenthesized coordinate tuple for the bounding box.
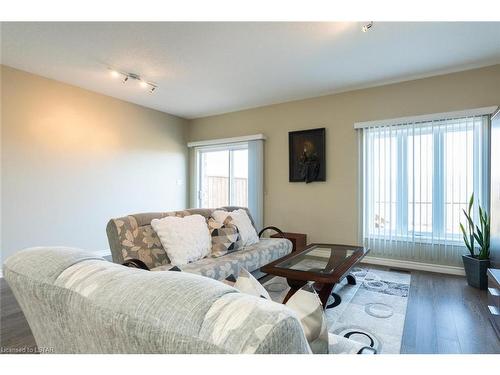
(459, 193, 490, 290)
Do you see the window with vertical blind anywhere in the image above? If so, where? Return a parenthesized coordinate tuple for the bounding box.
(358, 110, 492, 267)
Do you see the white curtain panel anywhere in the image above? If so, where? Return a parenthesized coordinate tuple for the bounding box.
(248, 139, 264, 231)
(361, 115, 489, 267)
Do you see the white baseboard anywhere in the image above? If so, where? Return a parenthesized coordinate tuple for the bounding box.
(361, 256, 465, 276)
(92, 249, 111, 257)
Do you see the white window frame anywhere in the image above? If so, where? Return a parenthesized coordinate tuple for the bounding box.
(360, 110, 493, 245)
(194, 142, 249, 208)
(370, 124, 482, 242)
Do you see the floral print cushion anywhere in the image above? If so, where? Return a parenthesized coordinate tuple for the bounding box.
(152, 238, 292, 281)
(112, 215, 169, 269)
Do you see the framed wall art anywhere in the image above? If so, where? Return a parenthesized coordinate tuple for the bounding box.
(288, 127, 326, 183)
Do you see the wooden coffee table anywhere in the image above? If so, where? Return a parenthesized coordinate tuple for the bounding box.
(261, 243, 369, 309)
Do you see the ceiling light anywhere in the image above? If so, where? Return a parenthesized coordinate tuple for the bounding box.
(109, 68, 158, 93)
(362, 22, 373, 33)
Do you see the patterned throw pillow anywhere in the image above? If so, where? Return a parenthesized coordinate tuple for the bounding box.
(208, 216, 243, 257)
(212, 209, 259, 247)
(232, 268, 271, 299)
(232, 271, 328, 353)
(284, 283, 329, 354)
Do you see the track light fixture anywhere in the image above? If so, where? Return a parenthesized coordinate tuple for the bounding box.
(108, 68, 157, 93)
(362, 22, 373, 33)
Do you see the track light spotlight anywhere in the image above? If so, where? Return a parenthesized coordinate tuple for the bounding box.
(109, 68, 158, 93)
(362, 22, 373, 33)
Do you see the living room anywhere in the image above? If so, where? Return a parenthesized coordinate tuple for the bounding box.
(1, 1, 500, 373)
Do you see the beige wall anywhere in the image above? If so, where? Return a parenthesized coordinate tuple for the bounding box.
(1, 65, 189, 261)
(188, 64, 500, 246)
(2, 63, 499, 262)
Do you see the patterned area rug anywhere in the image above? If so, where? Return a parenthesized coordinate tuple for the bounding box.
(262, 267, 411, 354)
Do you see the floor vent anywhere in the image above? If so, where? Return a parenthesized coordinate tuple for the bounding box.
(389, 268, 411, 274)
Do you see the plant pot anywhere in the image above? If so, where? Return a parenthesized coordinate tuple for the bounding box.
(462, 255, 490, 290)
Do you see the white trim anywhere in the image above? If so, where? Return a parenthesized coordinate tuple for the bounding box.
(353, 106, 498, 129)
(92, 249, 111, 257)
(361, 256, 465, 276)
(0, 268, 3, 279)
(194, 144, 249, 208)
(357, 130, 364, 244)
(187, 134, 266, 148)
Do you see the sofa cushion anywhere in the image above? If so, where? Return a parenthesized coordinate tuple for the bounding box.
(233, 268, 271, 300)
(284, 283, 329, 354)
(151, 214, 211, 266)
(328, 333, 371, 354)
(151, 238, 292, 281)
(208, 217, 243, 257)
(212, 209, 259, 247)
(110, 215, 170, 269)
(107, 207, 256, 267)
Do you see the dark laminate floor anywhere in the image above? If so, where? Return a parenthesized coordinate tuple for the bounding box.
(1, 268, 499, 354)
(400, 270, 500, 354)
(0, 278, 37, 354)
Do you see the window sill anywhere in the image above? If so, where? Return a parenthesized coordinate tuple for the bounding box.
(365, 235, 466, 247)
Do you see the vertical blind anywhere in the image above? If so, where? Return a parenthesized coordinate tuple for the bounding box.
(361, 114, 489, 267)
(247, 139, 264, 231)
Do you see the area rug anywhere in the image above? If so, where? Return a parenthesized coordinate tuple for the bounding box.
(262, 267, 411, 354)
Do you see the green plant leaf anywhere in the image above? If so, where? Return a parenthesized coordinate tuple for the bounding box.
(473, 232, 483, 248)
(460, 223, 473, 254)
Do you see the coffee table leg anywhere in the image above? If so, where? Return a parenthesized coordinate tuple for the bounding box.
(346, 274, 356, 285)
(315, 283, 343, 309)
(316, 283, 335, 309)
(283, 288, 297, 304)
(326, 293, 342, 309)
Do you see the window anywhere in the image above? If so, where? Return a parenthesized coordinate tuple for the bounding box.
(191, 135, 265, 230)
(197, 144, 248, 208)
(361, 113, 489, 266)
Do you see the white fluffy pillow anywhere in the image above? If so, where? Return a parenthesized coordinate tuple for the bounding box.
(151, 214, 211, 266)
(212, 209, 259, 247)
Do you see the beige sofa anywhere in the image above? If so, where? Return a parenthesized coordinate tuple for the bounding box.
(106, 206, 292, 280)
(4, 247, 372, 354)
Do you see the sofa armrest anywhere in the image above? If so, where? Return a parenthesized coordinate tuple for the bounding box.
(258, 226, 285, 238)
(198, 293, 310, 354)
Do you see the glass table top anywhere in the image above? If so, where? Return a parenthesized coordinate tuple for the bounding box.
(274, 244, 364, 275)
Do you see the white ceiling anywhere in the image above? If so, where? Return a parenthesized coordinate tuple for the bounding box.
(2, 22, 500, 119)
